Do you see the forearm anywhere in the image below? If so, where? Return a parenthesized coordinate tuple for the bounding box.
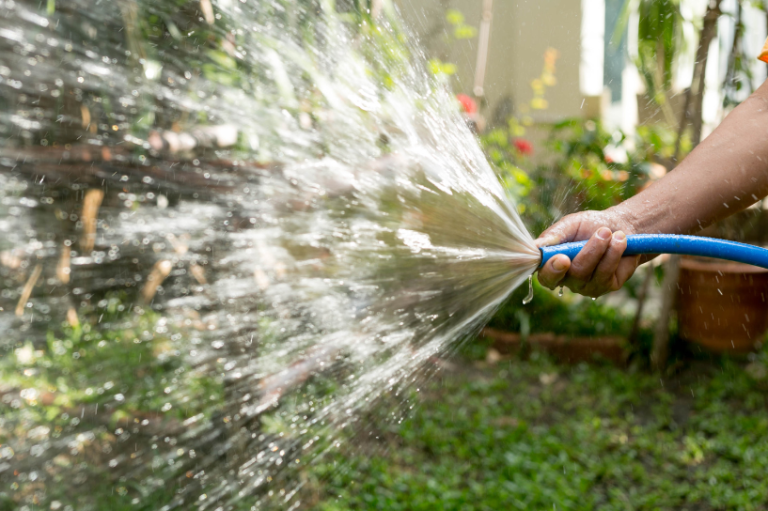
(615, 80, 768, 235)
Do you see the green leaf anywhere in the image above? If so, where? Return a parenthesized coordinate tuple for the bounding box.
(454, 25, 477, 39)
(428, 59, 456, 76)
(206, 49, 237, 70)
(445, 9, 464, 25)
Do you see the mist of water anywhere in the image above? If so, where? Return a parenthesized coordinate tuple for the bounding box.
(0, 0, 539, 508)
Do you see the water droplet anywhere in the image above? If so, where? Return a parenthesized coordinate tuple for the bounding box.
(522, 275, 534, 304)
(558, 286, 564, 297)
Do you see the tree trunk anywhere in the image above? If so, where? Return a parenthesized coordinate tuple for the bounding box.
(627, 265, 654, 348)
(651, 0, 721, 370)
(691, 0, 722, 147)
(651, 255, 681, 370)
(672, 87, 691, 163)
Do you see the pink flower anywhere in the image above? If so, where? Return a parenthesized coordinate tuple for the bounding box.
(456, 93, 478, 114)
(514, 138, 533, 156)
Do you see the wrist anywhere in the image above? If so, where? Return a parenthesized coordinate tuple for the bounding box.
(607, 204, 640, 236)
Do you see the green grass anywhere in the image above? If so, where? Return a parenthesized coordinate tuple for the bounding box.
(313, 351, 768, 510)
(5, 295, 768, 510)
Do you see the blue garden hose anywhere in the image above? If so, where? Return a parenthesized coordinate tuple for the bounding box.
(539, 234, 768, 270)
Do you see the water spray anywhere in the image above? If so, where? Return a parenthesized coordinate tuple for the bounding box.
(3, 1, 768, 509)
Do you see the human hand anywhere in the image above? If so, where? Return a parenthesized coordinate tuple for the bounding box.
(535, 209, 641, 297)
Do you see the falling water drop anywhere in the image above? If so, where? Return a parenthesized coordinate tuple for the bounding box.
(558, 286, 564, 297)
(522, 275, 534, 304)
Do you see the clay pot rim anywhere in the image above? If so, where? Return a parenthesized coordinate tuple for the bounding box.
(680, 255, 768, 274)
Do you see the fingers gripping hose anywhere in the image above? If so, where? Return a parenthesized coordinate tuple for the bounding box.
(539, 234, 768, 270)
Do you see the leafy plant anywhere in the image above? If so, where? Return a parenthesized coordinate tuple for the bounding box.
(313, 351, 768, 510)
(445, 9, 477, 40)
(483, 117, 668, 238)
(0, 295, 224, 508)
(488, 278, 636, 339)
(482, 118, 684, 345)
(631, 0, 686, 125)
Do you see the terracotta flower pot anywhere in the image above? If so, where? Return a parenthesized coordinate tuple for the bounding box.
(676, 257, 768, 353)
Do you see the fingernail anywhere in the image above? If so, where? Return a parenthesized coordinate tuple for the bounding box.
(597, 227, 611, 240)
(613, 231, 626, 242)
(553, 256, 568, 272)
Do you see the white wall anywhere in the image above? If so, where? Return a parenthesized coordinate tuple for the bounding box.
(580, 0, 605, 97)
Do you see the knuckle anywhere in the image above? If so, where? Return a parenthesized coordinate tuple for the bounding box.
(568, 263, 592, 281)
(609, 243, 627, 258)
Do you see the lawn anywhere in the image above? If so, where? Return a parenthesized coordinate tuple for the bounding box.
(313, 347, 768, 511)
(5, 293, 768, 511)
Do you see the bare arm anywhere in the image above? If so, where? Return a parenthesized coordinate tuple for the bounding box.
(619, 80, 768, 234)
(536, 80, 768, 297)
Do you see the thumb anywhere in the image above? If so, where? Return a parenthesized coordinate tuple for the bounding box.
(536, 215, 581, 248)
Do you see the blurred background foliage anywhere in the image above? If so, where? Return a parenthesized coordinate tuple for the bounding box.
(4, 0, 768, 509)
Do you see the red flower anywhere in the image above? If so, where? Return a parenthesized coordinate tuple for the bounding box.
(514, 138, 533, 156)
(456, 93, 478, 114)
